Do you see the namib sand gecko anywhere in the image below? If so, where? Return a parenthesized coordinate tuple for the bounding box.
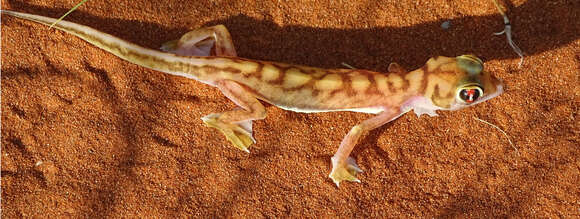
(2, 10, 504, 186)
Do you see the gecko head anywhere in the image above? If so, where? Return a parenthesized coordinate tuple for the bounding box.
(424, 55, 504, 111)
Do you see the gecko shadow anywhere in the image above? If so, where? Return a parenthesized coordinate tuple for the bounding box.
(4, 0, 579, 216)
(6, 0, 580, 71)
(202, 0, 579, 70)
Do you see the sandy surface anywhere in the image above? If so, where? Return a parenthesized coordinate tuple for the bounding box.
(2, 0, 579, 217)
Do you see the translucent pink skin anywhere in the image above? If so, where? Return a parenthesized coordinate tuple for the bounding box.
(2, 10, 504, 187)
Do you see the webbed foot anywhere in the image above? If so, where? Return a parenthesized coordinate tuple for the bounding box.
(328, 156, 363, 187)
(202, 114, 254, 152)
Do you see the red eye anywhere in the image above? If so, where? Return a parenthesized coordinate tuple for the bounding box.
(458, 86, 483, 103)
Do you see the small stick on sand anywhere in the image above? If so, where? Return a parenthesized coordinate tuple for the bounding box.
(49, 0, 90, 29)
(492, 0, 525, 67)
(474, 116, 519, 155)
(341, 62, 356, 69)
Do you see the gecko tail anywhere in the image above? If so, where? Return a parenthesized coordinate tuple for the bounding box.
(1, 10, 207, 78)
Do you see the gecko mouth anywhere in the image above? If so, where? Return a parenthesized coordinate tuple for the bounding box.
(476, 83, 503, 104)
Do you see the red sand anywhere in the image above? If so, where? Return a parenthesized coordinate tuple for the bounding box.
(2, 0, 579, 217)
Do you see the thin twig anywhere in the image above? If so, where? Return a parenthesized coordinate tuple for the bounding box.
(473, 116, 518, 155)
(492, 0, 524, 67)
(341, 62, 356, 69)
(49, 0, 90, 29)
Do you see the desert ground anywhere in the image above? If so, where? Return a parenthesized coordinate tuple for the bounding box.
(2, 0, 579, 217)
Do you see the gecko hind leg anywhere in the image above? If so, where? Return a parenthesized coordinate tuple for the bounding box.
(161, 25, 237, 56)
(202, 80, 266, 152)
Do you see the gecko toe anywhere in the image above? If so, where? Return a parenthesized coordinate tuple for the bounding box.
(202, 115, 255, 152)
(329, 156, 363, 187)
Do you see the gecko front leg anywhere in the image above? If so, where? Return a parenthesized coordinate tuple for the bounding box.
(329, 108, 403, 186)
(202, 80, 266, 152)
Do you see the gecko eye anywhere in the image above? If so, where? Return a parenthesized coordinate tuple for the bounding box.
(457, 85, 483, 104)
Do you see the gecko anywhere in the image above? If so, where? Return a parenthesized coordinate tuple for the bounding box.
(2, 10, 504, 186)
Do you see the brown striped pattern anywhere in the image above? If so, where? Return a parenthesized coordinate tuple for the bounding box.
(3, 10, 490, 112)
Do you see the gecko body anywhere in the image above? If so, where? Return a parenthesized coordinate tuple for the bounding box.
(2, 10, 504, 186)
